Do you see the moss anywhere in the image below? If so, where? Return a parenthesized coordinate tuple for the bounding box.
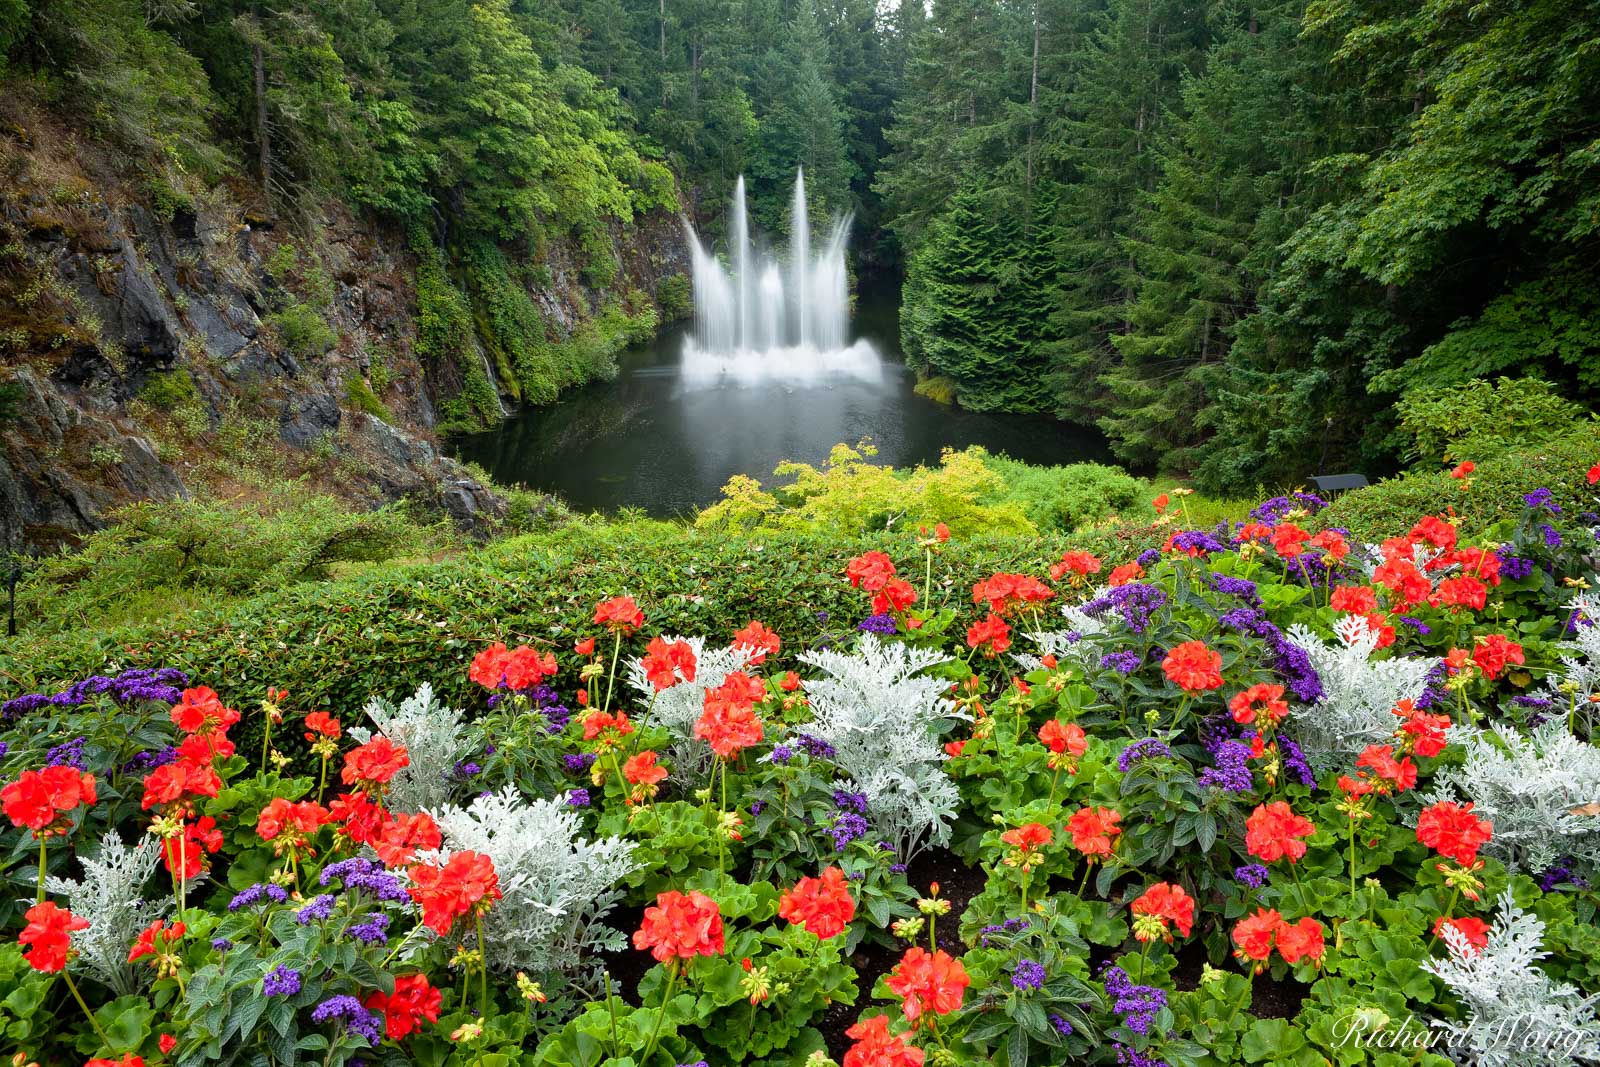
(139, 369, 198, 409)
(345, 376, 392, 423)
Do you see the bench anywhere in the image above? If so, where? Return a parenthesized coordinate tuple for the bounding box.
(1310, 473, 1370, 494)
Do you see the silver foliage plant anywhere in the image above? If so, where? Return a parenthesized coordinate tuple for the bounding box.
(44, 830, 164, 996)
(1528, 592, 1600, 736)
(421, 786, 638, 978)
(1425, 721, 1600, 872)
(797, 633, 969, 862)
(1285, 614, 1435, 770)
(1016, 598, 1112, 671)
(1424, 892, 1600, 1066)
(349, 683, 472, 812)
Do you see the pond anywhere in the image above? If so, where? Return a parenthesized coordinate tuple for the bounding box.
(450, 284, 1112, 517)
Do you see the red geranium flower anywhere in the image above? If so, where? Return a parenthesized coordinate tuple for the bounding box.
(373, 811, 442, 867)
(641, 637, 699, 690)
(163, 816, 222, 879)
(1050, 551, 1102, 582)
(1130, 882, 1195, 941)
(1431, 576, 1487, 612)
(733, 621, 782, 665)
(873, 577, 919, 615)
(364, 973, 443, 1040)
(1276, 917, 1325, 965)
(885, 946, 969, 1024)
(1231, 908, 1281, 970)
(408, 851, 501, 935)
(634, 889, 724, 962)
(843, 1014, 924, 1067)
(1472, 634, 1524, 680)
(169, 686, 238, 734)
(1451, 461, 1476, 479)
(966, 613, 1011, 657)
(1409, 515, 1458, 553)
(1416, 801, 1493, 864)
(1245, 801, 1315, 864)
(341, 738, 410, 789)
(594, 595, 644, 633)
(1066, 806, 1122, 857)
(971, 573, 1054, 616)
(1452, 546, 1501, 585)
(329, 791, 390, 848)
(1433, 916, 1491, 955)
(1107, 562, 1144, 586)
(694, 697, 764, 759)
(1000, 822, 1053, 857)
(624, 751, 668, 787)
(1038, 719, 1087, 758)
(1228, 683, 1288, 728)
(127, 919, 184, 963)
(3, 767, 96, 834)
(847, 551, 899, 592)
(582, 709, 634, 746)
(303, 711, 342, 741)
(256, 798, 330, 843)
(1161, 641, 1223, 693)
(1392, 699, 1451, 757)
(576, 636, 596, 656)
(1271, 523, 1311, 558)
(1373, 556, 1430, 608)
(18, 900, 88, 972)
(778, 866, 856, 939)
(1309, 529, 1348, 562)
(84, 1057, 145, 1067)
(1355, 744, 1416, 793)
(139, 760, 220, 811)
(1329, 585, 1379, 614)
(780, 671, 802, 692)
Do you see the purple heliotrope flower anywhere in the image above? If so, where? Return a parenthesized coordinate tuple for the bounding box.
(858, 613, 898, 635)
(1198, 740, 1254, 793)
(310, 995, 382, 1047)
(1012, 958, 1047, 992)
(1234, 864, 1269, 888)
(1101, 651, 1142, 675)
(1117, 737, 1171, 772)
(567, 788, 591, 808)
(1083, 584, 1168, 635)
(1102, 965, 1166, 1036)
(829, 812, 869, 851)
(263, 965, 302, 997)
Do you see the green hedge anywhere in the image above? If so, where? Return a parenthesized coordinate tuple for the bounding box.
(1318, 425, 1600, 542)
(0, 520, 1167, 731)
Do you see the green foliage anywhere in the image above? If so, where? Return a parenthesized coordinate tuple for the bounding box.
(978, 456, 1150, 533)
(266, 303, 337, 360)
(15, 492, 424, 636)
(343, 376, 391, 423)
(1394, 377, 1590, 467)
(655, 273, 691, 323)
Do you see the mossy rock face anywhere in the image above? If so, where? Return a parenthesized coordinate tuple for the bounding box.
(913, 375, 959, 406)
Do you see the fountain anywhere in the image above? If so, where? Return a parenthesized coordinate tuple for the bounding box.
(682, 168, 879, 386)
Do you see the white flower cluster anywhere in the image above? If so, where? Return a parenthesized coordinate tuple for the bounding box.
(798, 633, 968, 862)
(349, 683, 472, 813)
(46, 830, 165, 996)
(1424, 893, 1600, 1066)
(423, 786, 638, 977)
(1425, 721, 1600, 872)
(1285, 615, 1435, 769)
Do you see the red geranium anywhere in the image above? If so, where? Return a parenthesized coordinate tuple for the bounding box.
(341, 738, 410, 790)
(1309, 529, 1348, 562)
(873, 577, 919, 615)
(1452, 546, 1501, 585)
(780, 671, 802, 692)
(641, 637, 699, 690)
(1050, 551, 1102, 582)
(329, 791, 390, 848)
(1245, 801, 1315, 864)
(1451, 461, 1476, 479)
(170, 686, 239, 734)
(1000, 822, 1053, 858)
(18, 900, 88, 972)
(623, 751, 668, 804)
(364, 973, 443, 1040)
(847, 551, 899, 592)
(1409, 515, 1458, 553)
(304, 711, 342, 741)
(1416, 801, 1493, 864)
(1161, 641, 1223, 693)
(1231, 908, 1281, 970)
(582, 709, 634, 746)
(594, 595, 645, 633)
(1329, 585, 1379, 614)
(408, 851, 501, 935)
(1373, 556, 1430, 608)
(966, 613, 1011, 657)
(3, 766, 97, 834)
(1355, 744, 1416, 793)
(1130, 882, 1195, 941)
(1472, 634, 1524, 680)
(1038, 719, 1087, 765)
(1276, 917, 1326, 965)
(373, 811, 442, 867)
(1433, 916, 1491, 955)
(1228, 683, 1288, 728)
(1392, 699, 1451, 757)
(843, 1014, 924, 1067)
(1066, 806, 1122, 857)
(778, 866, 856, 939)
(634, 889, 724, 962)
(1431, 576, 1487, 612)
(971, 573, 1054, 616)
(85, 1057, 146, 1067)
(162, 816, 222, 879)
(256, 798, 330, 844)
(127, 919, 184, 963)
(694, 698, 764, 759)
(1107, 562, 1144, 586)
(1272, 524, 1312, 558)
(885, 946, 969, 1024)
(733, 621, 782, 665)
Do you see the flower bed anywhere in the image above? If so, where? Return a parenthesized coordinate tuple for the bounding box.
(3, 478, 1600, 1067)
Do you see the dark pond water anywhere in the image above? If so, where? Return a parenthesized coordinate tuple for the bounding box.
(451, 285, 1111, 517)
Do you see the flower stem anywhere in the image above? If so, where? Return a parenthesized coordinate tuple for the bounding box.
(640, 962, 679, 1064)
(62, 969, 112, 1051)
(603, 631, 623, 713)
(36, 837, 47, 904)
(475, 913, 489, 1016)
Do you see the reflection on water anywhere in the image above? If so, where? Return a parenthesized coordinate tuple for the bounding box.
(450, 287, 1111, 517)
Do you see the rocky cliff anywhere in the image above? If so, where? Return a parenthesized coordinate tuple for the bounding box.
(0, 102, 689, 553)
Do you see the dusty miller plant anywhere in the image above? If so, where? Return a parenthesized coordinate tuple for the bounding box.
(44, 830, 164, 996)
(797, 633, 968, 862)
(1285, 615, 1434, 770)
(349, 683, 471, 812)
(422, 786, 638, 978)
(1424, 892, 1600, 1066)
(1424, 721, 1600, 872)
(1528, 592, 1600, 737)
(1016, 599, 1111, 671)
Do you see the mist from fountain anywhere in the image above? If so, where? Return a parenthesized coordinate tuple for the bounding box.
(682, 168, 879, 387)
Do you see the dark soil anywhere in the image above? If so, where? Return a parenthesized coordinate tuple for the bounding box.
(1249, 973, 1309, 1019)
